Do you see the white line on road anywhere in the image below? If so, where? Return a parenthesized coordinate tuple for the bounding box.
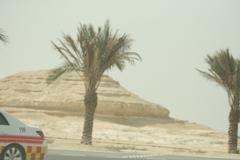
(121, 154, 158, 159)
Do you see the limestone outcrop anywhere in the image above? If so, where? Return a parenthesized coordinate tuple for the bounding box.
(0, 70, 169, 118)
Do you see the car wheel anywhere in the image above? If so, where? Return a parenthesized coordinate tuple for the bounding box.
(2, 144, 26, 160)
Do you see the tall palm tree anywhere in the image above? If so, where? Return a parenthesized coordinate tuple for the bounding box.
(197, 49, 240, 154)
(48, 21, 141, 145)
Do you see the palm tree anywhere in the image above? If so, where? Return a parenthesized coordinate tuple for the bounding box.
(48, 21, 141, 145)
(197, 49, 240, 154)
(0, 29, 8, 43)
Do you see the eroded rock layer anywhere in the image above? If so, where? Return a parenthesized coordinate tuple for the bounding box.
(0, 70, 169, 118)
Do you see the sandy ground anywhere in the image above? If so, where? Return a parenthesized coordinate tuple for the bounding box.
(2, 107, 240, 159)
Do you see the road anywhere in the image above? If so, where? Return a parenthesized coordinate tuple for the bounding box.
(46, 150, 239, 160)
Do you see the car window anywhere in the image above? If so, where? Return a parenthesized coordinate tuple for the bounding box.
(0, 113, 9, 125)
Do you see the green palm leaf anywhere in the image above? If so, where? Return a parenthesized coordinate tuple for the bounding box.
(0, 29, 8, 43)
(48, 20, 141, 85)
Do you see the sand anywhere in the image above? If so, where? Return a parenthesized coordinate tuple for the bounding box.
(2, 107, 240, 159)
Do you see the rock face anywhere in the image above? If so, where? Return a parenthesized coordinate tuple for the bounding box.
(0, 70, 169, 118)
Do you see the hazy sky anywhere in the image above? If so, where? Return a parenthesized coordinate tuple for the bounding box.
(1, 0, 240, 134)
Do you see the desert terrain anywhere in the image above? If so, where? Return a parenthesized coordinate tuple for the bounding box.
(0, 70, 239, 159)
(2, 106, 240, 159)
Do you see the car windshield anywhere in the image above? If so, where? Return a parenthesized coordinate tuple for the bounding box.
(0, 112, 9, 125)
(3, 111, 27, 126)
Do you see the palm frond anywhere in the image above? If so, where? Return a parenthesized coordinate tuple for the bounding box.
(197, 48, 240, 106)
(196, 68, 224, 87)
(50, 20, 141, 87)
(47, 62, 81, 84)
(235, 60, 240, 91)
(47, 66, 67, 83)
(204, 49, 238, 90)
(0, 29, 8, 43)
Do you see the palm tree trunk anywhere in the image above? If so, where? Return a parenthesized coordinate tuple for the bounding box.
(228, 106, 239, 154)
(81, 90, 97, 145)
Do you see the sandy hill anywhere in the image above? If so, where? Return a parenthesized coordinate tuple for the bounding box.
(0, 70, 169, 118)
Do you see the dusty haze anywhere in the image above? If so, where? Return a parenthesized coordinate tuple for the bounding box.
(0, 0, 240, 135)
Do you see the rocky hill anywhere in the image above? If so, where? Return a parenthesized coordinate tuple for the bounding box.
(0, 70, 169, 118)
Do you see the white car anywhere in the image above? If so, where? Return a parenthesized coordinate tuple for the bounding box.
(0, 111, 47, 160)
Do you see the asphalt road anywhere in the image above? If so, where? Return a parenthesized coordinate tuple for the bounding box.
(46, 150, 239, 160)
